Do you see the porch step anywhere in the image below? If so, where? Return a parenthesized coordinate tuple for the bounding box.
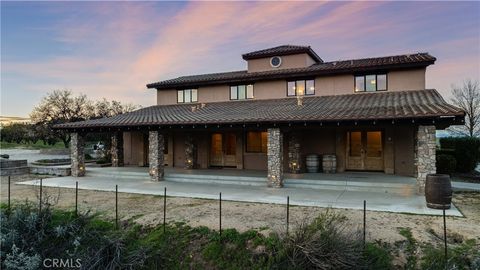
(165, 173, 266, 187)
(87, 169, 150, 180)
(85, 169, 416, 194)
(284, 178, 416, 194)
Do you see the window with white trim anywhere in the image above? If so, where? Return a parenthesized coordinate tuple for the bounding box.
(177, 89, 198, 103)
(230, 84, 254, 100)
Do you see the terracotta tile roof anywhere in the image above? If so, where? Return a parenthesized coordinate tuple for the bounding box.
(55, 89, 463, 129)
(147, 53, 436, 90)
(241, 45, 323, 62)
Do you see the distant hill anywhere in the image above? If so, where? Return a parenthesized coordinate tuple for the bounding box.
(0, 116, 31, 126)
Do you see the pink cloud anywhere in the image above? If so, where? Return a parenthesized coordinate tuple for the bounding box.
(3, 1, 479, 117)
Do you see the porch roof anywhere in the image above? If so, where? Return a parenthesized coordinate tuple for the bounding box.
(54, 89, 464, 130)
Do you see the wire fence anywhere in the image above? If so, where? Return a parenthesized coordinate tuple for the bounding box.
(4, 175, 450, 259)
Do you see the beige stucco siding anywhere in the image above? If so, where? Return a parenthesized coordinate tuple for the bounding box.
(388, 68, 426, 91)
(314, 75, 353, 96)
(247, 53, 316, 73)
(156, 68, 426, 105)
(157, 89, 177, 105)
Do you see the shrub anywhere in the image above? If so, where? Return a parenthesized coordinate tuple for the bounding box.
(282, 210, 365, 269)
(436, 154, 457, 175)
(420, 239, 480, 270)
(364, 242, 393, 270)
(439, 137, 480, 173)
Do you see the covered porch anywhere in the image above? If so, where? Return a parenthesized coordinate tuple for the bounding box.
(55, 90, 465, 193)
(17, 166, 462, 216)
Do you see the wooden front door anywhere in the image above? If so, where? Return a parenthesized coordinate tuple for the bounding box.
(346, 131, 383, 171)
(210, 133, 237, 167)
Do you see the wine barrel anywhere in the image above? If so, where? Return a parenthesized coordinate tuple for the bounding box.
(322, 154, 337, 173)
(425, 174, 452, 209)
(306, 154, 320, 173)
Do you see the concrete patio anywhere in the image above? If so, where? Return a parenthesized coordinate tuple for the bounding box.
(18, 167, 462, 216)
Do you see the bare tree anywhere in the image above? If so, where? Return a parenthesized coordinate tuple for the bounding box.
(30, 90, 94, 148)
(93, 98, 140, 118)
(449, 79, 480, 137)
(30, 90, 141, 148)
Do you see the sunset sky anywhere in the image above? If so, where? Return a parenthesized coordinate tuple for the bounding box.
(1, 1, 479, 117)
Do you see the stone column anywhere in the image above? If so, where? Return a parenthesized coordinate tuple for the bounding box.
(267, 128, 284, 188)
(70, 132, 85, 177)
(111, 132, 124, 167)
(185, 133, 195, 169)
(148, 131, 165, 181)
(415, 125, 436, 193)
(288, 133, 301, 173)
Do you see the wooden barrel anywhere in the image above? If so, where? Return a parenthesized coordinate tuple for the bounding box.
(322, 154, 337, 173)
(306, 154, 320, 173)
(425, 174, 452, 209)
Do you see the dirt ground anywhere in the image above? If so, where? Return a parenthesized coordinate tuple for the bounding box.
(2, 174, 479, 248)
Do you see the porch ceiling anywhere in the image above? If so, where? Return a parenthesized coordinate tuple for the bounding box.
(54, 89, 464, 131)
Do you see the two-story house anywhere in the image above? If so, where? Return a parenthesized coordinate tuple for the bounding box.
(56, 45, 464, 191)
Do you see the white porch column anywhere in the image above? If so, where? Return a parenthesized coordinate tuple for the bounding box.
(415, 125, 436, 193)
(267, 128, 284, 188)
(111, 131, 124, 167)
(148, 131, 165, 181)
(70, 132, 85, 177)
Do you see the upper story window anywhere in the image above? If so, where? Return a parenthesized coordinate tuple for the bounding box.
(230, 84, 254, 100)
(177, 89, 198, 103)
(355, 74, 387, 92)
(287, 79, 315, 96)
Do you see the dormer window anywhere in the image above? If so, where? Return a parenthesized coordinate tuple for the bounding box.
(355, 74, 387, 92)
(287, 79, 315, 96)
(177, 89, 198, 103)
(230, 84, 254, 100)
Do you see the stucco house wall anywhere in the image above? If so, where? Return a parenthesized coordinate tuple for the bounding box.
(156, 68, 426, 105)
(247, 53, 317, 73)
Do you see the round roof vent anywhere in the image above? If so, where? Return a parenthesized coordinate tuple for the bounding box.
(270, 56, 282, 68)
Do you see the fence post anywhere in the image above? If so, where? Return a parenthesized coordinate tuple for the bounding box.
(75, 181, 78, 217)
(115, 185, 118, 230)
(219, 192, 222, 237)
(363, 200, 366, 249)
(163, 187, 166, 234)
(286, 196, 290, 236)
(8, 176, 11, 213)
(443, 209, 448, 260)
(39, 178, 43, 214)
